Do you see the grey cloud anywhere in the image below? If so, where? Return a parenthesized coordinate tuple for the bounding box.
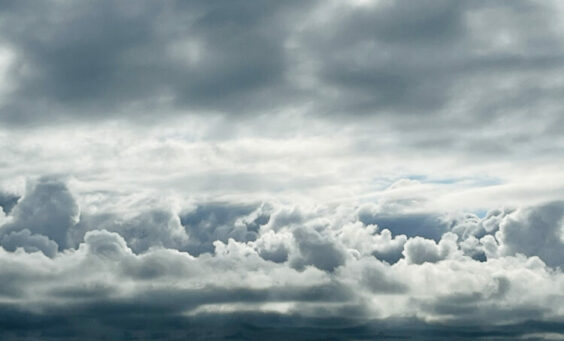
(458, 236, 487, 262)
(303, 1, 467, 114)
(356, 260, 408, 294)
(449, 209, 516, 261)
(0, 226, 354, 315)
(1, 177, 561, 275)
(402, 233, 459, 265)
(73, 209, 189, 254)
(3, 308, 562, 341)
(496, 201, 564, 267)
(337, 222, 407, 264)
(403, 237, 443, 265)
(0, 192, 19, 215)
(358, 206, 520, 263)
(180, 202, 270, 256)
(85, 229, 132, 260)
(265, 206, 305, 232)
(0, 229, 58, 258)
(0, 0, 311, 125)
(1, 0, 563, 137)
(418, 297, 547, 326)
(0, 177, 78, 252)
(291, 226, 347, 272)
(358, 207, 449, 240)
(70, 202, 270, 257)
(296, 0, 564, 124)
(0, 177, 563, 339)
(414, 276, 552, 327)
(253, 230, 291, 263)
(370, 231, 407, 264)
(451, 209, 515, 239)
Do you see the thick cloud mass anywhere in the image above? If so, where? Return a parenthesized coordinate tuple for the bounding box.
(0, 177, 79, 251)
(496, 202, 564, 267)
(0, 179, 564, 340)
(1, 0, 564, 339)
(1, 0, 564, 132)
(0, 0, 310, 124)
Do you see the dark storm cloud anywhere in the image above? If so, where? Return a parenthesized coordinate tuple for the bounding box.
(0, 0, 311, 124)
(1, 0, 564, 126)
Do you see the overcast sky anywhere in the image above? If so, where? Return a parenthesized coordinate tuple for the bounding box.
(1, 1, 564, 340)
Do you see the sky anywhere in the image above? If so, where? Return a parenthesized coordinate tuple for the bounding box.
(1, 0, 564, 340)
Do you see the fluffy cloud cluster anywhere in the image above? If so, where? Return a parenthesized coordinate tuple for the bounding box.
(1, 178, 564, 339)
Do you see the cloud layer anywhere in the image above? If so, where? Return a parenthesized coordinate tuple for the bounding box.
(1, 0, 564, 131)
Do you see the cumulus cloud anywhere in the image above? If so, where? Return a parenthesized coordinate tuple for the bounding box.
(402, 233, 460, 265)
(74, 209, 189, 254)
(253, 230, 292, 263)
(0, 177, 562, 339)
(496, 201, 564, 267)
(337, 222, 407, 264)
(0, 229, 58, 258)
(291, 226, 347, 272)
(0, 166, 563, 341)
(179, 202, 269, 256)
(0, 177, 79, 253)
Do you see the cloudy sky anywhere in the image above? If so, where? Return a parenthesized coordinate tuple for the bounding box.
(1, 0, 564, 339)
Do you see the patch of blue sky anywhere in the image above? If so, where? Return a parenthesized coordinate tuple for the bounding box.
(405, 175, 502, 187)
(472, 209, 488, 218)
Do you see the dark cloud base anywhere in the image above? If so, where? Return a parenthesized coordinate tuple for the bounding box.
(1, 308, 562, 341)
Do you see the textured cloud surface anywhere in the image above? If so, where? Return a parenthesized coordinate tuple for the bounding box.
(1, 1, 564, 340)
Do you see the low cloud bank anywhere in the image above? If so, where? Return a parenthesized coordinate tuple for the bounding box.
(0, 178, 563, 340)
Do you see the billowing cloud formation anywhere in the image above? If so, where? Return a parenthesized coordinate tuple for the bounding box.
(496, 201, 564, 267)
(0, 177, 78, 251)
(0, 178, 563, 340)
